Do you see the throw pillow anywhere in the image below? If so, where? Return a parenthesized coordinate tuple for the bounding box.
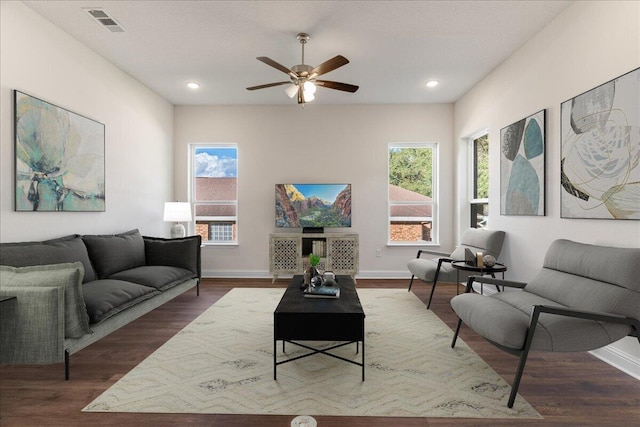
(0, 234, 97, 283)
(143, 235, 201, 276)
(0, 262, 91, 338)
(82, 229, 146, 279)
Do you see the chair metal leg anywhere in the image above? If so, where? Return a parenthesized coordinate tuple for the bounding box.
(408, 275, 415, 292)
(451, 318, 463, 348)
(508, 348, 531, 408)
(507, 305, 542, 408)
(64, 349, 70, 380)
(426, 280, 438, 309)
(426, 259, 445, 309)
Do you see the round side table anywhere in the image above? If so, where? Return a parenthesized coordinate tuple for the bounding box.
(451, 261, 507, 294)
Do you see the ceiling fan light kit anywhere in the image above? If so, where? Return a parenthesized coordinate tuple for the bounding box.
(247, 33, 359, 105)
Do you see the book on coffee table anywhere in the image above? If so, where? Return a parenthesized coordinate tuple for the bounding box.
(304, 286, 340, 299)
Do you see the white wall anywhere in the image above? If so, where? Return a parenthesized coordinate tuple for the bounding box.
(0, 1, 174, 242)
(454, 0, 640, 378)
(173, 104, 454, 278)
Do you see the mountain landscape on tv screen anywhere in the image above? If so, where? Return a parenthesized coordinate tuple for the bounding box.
(275, 184, 351, 228)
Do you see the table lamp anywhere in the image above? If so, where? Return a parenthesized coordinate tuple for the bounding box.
(163, 202, 192, 238)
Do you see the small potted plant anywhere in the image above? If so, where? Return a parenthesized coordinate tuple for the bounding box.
(309, 253, 321, 277)
(303, 253, 322, 288)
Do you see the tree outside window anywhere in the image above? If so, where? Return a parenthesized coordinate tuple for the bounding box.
(471, 134, 489, 228)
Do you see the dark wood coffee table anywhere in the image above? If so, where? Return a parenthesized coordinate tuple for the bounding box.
(273, 275, 365, 380)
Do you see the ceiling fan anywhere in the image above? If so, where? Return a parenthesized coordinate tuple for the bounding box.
(246, 33, 359, 104)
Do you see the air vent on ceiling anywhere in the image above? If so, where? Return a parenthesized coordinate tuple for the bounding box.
(83, 8, 124, 33)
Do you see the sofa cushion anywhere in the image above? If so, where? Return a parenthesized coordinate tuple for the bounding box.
(82, 279, 159, 324)
(527, 240, 640, 319)
(449, 228, 506, 261)
(109, 266, 196, 291)
(82, 230, 146, 279)
(0, 234, 96, 283)
(143, 235, 201, 277)
(451, 290, 633, 352)
(407, 258, 461, 283)
(0, 262, 91, 338)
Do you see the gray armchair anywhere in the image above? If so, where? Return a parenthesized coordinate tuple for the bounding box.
(450, 239, 640, 408)
(407, 228, 505, 308)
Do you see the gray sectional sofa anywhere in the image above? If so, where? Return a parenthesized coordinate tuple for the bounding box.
(0, 229, 201, 379)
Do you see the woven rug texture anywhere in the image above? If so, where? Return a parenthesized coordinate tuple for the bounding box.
(84, 288, 541, 419)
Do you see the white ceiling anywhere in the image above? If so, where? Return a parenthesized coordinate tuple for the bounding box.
(23, 0, 572, 106)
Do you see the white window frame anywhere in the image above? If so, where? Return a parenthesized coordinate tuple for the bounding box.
(188, 143, 238, 246)
(469, 130, 489, 229)
(387, 142, 439, 246)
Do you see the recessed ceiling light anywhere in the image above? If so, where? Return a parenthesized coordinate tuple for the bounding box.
(425, 80, 439, 88)
(186, 82, 200, 89)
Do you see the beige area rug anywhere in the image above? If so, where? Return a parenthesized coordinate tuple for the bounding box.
(84, 288, 542, 419)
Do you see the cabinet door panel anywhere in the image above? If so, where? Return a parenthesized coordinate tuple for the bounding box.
(271, 238, 300, 272)
(328, 238, 357, 271)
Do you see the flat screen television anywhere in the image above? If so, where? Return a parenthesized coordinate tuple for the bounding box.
(275, 184, 351, 230)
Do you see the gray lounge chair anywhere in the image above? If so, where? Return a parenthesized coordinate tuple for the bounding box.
(450, 239, 640, 407)
(407, 228, 505, 308)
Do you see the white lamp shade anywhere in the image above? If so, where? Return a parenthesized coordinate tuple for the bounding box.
(303, 81, 316, 95)
(163, 202, 192, 222)
(285, 84, 298, 98)
(302, 81, 316, 102)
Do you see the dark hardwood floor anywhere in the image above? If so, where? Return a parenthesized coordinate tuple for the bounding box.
(1, 278, 639, 426)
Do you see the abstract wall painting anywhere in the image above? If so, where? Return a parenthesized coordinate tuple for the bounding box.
(14, 91, 105, 212)
(500, 109, 546, 216)
(561, 68, 640, 220)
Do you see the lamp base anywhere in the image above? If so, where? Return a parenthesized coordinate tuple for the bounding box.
(170, 223, 186, 238)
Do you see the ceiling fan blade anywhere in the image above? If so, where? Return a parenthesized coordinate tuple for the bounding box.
(310, 55, 349, 77)
(256, 57, 297, 78)
(246, 81, 290, 91)
(315, 80, 359, 93)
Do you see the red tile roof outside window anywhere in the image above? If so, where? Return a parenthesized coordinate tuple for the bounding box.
(195, 177, 237, 201)
(388, 184, 434, 242)
(388, 184, 433, 217)
(194, 177, 238, 242)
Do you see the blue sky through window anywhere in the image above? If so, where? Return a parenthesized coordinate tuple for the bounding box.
(195, 147, 237, 178)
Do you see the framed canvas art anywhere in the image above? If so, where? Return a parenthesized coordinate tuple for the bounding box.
(500, 109, 546, 216)
(561, 67, 640, 219)
(14, 91, 105, 212)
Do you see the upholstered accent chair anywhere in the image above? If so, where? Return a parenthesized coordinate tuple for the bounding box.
(407, 228, 506, 308)
(450, 239, 640, 408)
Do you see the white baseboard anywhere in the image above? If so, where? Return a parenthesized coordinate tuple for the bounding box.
(202, 269, 271, 279)
(590, 345, 640, 380)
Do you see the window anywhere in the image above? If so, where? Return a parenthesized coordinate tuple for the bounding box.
(388, 143, 438, 245)
(470, 133, 489, 228)
(190, 144, 238, 244)
(209, 223, 234, 241)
